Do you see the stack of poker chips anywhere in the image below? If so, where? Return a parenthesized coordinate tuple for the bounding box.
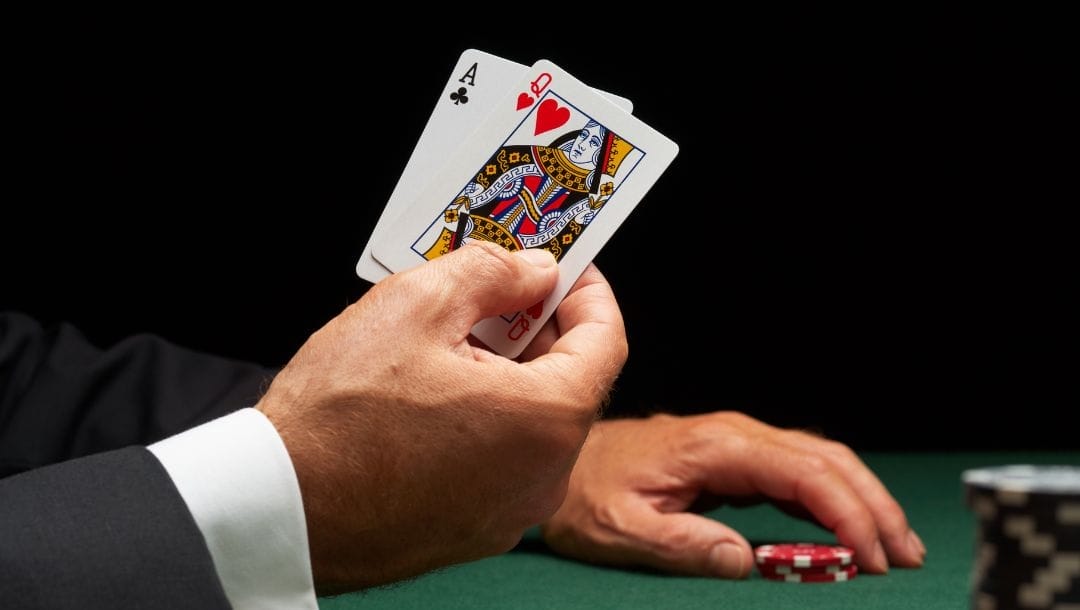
(753, 543, 857, 583)
(963, 465, 1080, 609)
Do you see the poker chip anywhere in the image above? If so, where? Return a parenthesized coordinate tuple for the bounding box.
(753, 543, 857, 584)
(759, 563, 858, 583)
(754, 543, 854, 568)
(758, 563, 850, 576)
(963, 465, 1080, 609)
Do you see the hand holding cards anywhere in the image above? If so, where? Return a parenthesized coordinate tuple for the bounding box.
(359, 50, 678, 358)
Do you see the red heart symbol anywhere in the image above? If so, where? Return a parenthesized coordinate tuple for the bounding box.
(534, 99, 570, 136)
(516, 93, 534, 110)
(526, 300, 543, 320)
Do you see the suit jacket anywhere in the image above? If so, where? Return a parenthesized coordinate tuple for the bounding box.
(0, 311, 275, 609)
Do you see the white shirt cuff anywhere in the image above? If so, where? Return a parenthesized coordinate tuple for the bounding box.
(148, 408, 317, 610)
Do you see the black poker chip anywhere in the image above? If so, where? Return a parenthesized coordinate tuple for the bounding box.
(963, 465, 1080, 609)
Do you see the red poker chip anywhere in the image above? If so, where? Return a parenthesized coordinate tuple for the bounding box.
(760, 563, 858, 583)
(757, 563, 850, 577)
(754, 543, 854, 567)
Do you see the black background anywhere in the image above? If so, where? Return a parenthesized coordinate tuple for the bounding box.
(4, 15, 1074, 451)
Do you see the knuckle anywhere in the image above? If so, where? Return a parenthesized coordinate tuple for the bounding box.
(702, 410, 758, 433)
(718, 411, 754, 426)
(690, 418, 739, 444)
(683, 418, 749, 457)
(461, 242, 517, 283)
(647, 412, 679, 425)
(797, 453, 833, 478)
(823, 439, 858, 462)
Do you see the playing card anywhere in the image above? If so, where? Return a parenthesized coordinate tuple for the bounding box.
(355, 49, 633, 284)
(371, 59, 678, 358)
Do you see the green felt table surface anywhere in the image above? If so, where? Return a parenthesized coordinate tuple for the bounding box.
(318, 451, 1079, 609)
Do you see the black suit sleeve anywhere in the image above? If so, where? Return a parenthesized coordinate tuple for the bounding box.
(0, 447, 233, 609)
(0, 311, 280, 608)
(0, 311, 275, 477)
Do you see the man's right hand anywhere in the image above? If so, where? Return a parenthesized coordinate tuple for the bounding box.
(255, 243, 628, 594)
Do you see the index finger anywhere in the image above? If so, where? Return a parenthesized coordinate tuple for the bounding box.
(700, 436, 889, 574)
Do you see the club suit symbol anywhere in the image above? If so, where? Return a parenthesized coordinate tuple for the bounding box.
(450, 87, 469, 105)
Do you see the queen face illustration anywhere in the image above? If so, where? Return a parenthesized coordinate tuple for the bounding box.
(567, 122, 606, 167)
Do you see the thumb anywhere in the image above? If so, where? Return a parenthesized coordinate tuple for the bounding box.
(403, 242, 558, 331)
(618, 504, 754, 579)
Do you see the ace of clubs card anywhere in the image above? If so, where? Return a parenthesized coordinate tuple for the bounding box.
(356, 49, 633, 284)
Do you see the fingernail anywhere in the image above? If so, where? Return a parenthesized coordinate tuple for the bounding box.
(516, 248, 556, 268)
(908, 529, 927, 557)
(710, 542, 748, 579)
(872, 539, 889, 573)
